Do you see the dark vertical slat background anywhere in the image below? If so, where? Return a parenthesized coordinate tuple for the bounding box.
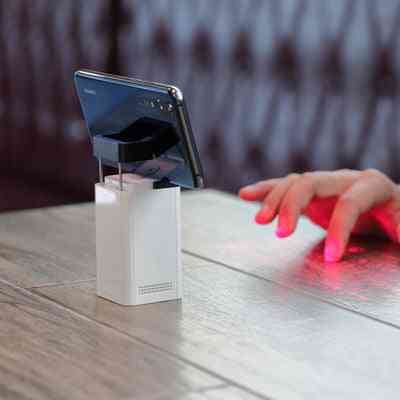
(0, 0, 399, 211)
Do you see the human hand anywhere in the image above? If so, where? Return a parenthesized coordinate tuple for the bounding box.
(239, 169, 400, 262)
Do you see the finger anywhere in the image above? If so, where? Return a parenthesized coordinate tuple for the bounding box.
(324, 176, 393, 262)
(276, 171, 354, 237)
(255, 174, 299, 224)
(277, 170, 372, 237)
(297, 170, 359, 197)
(239, 179, 280, 202)
(240, 169, 357, 203)
(276, 176, 316, 237)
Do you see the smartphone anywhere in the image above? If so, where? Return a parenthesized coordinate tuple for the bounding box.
(74, 69, 204, 189)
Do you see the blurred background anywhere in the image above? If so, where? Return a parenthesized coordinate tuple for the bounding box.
(1, 0, 400, 212)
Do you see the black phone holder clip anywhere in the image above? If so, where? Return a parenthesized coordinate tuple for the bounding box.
(93, 117, 179, 190)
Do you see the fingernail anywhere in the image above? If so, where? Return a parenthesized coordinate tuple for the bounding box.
(255, 212, 266, 224)
(276, 216, 291, 237)
(255, 214, 263, 224)
(276, 226, 289, 238)
(255, 207, 270, 224)
(324, 241, 339, 262)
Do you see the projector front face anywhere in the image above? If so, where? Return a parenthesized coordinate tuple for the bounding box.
(74, 70, 204, 189)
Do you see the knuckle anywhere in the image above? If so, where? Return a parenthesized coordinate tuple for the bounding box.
(268, 191, 281, 206)
(336, 168, 361, 179)
(360, 169, 394, 192)
(254, 180, 268, 188)
(262, 196, 270, 206)
(299, 173, 315, 189)
(302, 172, 314, 180)
(284, 175, 315, 200)
(361, 168, 383, 179)
(337, 168, 354, 175)
(263, 194, 275, 209)
(287, 173, 300, 181)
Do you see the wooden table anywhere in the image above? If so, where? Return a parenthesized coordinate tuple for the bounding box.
(1, 189, 400, 399)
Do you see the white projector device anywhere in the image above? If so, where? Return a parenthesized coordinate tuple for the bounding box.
(74, 70, 204, 306)
(95, 174, 182, 306)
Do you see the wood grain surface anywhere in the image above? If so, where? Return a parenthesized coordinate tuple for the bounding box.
(0, 204, 95, 287)
(36, 259, 400, 399)
(158, 386, 262, 400)
(181, 190, 400, 326)
(0, 278, 239, 400)
(1, 190, 400, 399)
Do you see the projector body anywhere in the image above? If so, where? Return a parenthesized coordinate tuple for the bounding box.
(95, 174, 182, 306)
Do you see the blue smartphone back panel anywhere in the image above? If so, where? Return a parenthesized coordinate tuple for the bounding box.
(74, 71, 200, 189)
